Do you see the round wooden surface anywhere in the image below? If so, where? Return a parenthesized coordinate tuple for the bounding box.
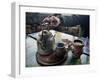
(36, 52, 67, 66)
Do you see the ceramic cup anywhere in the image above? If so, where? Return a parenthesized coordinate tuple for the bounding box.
(72, 39, 84, 59)
(55, 43, 66, 57)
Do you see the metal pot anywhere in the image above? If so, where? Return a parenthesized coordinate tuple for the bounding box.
(37, 30, 55, 55)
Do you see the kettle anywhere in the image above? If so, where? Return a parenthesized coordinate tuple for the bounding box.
(37, 30, 55, 55)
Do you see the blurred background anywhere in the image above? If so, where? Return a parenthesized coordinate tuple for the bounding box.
(26, 12, 89, 37)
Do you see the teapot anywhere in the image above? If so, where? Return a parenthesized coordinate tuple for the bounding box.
(37, 30, 55, 55)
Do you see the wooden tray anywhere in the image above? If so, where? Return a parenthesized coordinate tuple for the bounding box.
(36, 52, 67, 66)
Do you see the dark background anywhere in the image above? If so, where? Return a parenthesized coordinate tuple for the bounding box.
(26, 12, 89, 37)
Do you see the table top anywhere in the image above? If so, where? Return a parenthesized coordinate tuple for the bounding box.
(26, 30, 85, 67)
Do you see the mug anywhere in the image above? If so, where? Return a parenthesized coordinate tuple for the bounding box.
(72, 39, 84, 59)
